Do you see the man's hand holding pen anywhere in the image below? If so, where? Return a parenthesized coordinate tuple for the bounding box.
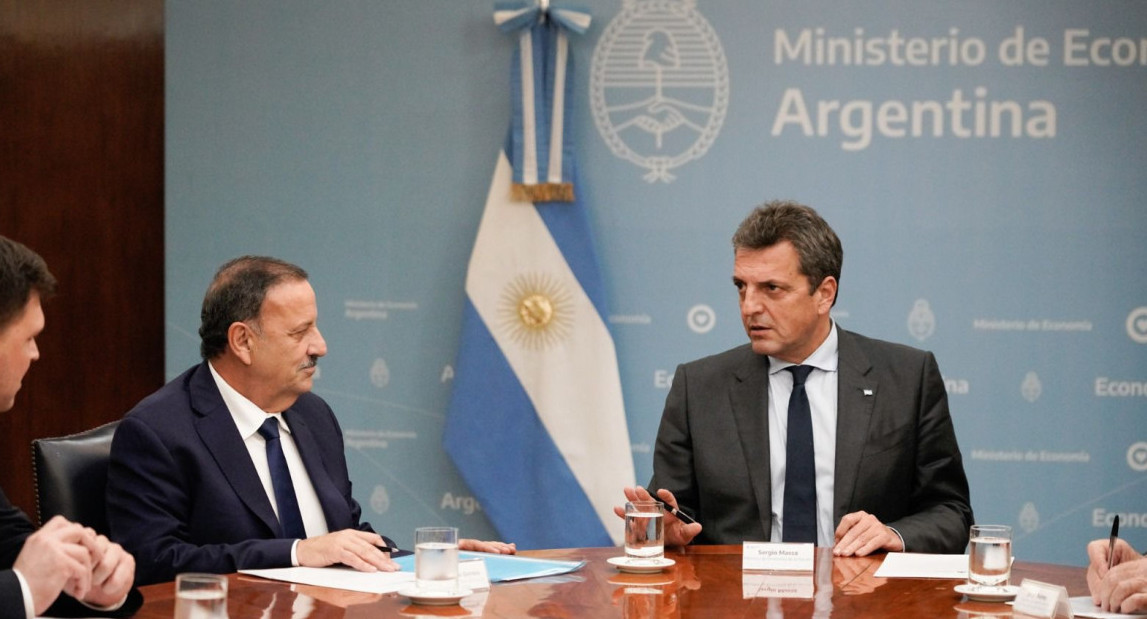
(615, 486, 704, 547)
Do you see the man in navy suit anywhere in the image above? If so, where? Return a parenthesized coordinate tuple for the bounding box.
(107, 256, 513, 586)
(0, 235, 140, 618)
(617, 201, 972, 556)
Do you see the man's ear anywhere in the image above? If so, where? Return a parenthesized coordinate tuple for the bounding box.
(227, 322, 256, 365)
(816, 276, 838, 314)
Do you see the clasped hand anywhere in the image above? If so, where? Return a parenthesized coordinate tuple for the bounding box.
(13, 516, 135, 615)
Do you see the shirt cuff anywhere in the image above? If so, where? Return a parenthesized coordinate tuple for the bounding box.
(80, 594, 129, 612)
(15, 566, 129, 615)
(888, 526, 906, 552)
(12, 568, 35, 619)
(291, 539, 300, 566)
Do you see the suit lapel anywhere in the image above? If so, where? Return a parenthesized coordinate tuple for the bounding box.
(283, 410, 346, 530)
(730, 349, 774, 537)
(833, 330, 878, 524)
(189, 363, 282, 536)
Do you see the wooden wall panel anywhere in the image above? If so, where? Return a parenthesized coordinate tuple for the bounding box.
(0, 0, 164, 519)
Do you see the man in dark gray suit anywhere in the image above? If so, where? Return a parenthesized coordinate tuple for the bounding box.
(618, 201, 972, 556)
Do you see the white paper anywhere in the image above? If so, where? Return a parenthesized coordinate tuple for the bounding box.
(872, 552, 969, 579)
(239, 566, 415, 594)
(1070, 596, 1144, 619)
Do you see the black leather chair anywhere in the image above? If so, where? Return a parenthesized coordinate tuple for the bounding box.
(32, 420, 120, 535)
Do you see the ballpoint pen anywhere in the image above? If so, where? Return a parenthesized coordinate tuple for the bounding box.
(668, 504, 699, 526)
(1107, 514, 1120, 572)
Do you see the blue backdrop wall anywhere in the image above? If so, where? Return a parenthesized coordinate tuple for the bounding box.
(166, 0, 1147, 564)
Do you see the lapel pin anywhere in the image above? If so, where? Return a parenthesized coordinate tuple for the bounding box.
(863, 389, 873, 396)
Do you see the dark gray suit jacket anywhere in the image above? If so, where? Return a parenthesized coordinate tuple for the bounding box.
(649, 329, 973, 553)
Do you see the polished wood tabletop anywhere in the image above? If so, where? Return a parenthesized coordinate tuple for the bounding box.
(132, 545, 1089, 618)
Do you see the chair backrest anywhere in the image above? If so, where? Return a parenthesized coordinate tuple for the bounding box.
(32, 420, 120, 535)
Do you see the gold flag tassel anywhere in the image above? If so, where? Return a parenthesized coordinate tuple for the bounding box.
(511, 182, 575, 203)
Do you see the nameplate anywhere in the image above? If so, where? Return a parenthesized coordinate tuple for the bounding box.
(742, 542, 815, 572)
(742, 572, 815, 598)
(1013, 578, 1072, 619)
(459, 558, 491, 591)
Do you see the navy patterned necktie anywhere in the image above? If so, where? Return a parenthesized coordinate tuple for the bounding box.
(782, 365, 817, 544)
(258, 417, 307, 539)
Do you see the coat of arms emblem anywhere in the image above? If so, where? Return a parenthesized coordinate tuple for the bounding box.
(590, 0, 728, 182)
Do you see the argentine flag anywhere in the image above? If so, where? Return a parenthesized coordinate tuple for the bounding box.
(445, 2, 634, 550)
(443, 145, 635, 548)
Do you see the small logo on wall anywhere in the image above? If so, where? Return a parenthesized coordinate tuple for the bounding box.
(687, 304, 716, 334)
(1127, 307, 1147, 344)
(907, 299, 935, 341)
(370, 358, 391, 389)
(590, 0, 729, 183)
(370, 485, 391, 515)
(1018, 502, 1040, 534)
(1021, 371, 1042, 403)
(1128, 442, 1147, 472)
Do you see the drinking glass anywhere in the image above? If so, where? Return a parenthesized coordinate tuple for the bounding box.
(968, 524, 1012, 587)
(624, 500, 665, 559)
(415, 526, 460, 592)
(174, 573, 227, 619)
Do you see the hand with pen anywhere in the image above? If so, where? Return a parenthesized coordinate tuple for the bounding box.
(1086, 536, 1147, 613)
(614, 487, 703, 546)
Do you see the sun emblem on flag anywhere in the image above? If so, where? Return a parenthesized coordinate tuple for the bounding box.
(500, 273, 574, 350)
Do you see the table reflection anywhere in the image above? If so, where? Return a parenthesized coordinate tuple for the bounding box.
(132, 546, 1088, 619)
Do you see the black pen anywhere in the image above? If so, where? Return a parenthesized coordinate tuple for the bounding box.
(1107, 515, 1120, 572)
(668, 504, 699, 526)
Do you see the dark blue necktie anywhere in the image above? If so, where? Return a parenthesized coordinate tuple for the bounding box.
(258, 417, 307, 539)
(782, 365, 817, 544)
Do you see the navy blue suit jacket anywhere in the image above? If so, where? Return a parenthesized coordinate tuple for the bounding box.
(107, 362, 388, 585)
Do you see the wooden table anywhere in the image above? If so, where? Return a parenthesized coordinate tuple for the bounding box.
(132, 545, 1089, 618)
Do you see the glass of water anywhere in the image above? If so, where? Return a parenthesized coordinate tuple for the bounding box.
(624, 500, 665, 559)
(415, 526, 460, 593)
(968, 524, 1012, 587)
(175, 573, 227, 619)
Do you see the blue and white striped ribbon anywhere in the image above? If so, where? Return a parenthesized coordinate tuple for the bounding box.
(494, 1, 590, 202)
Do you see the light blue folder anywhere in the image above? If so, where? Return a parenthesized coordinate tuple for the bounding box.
(394, 551, 586, 582)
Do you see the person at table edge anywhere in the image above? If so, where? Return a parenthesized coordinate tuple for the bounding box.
(0, 235, 142, 617)
(1086, 536, 1147, 613)
(618, 201, 973, 556)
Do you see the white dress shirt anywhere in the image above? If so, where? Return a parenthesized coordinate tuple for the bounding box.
(767, 323, 839, 547)
(208, 362, 329, 555)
